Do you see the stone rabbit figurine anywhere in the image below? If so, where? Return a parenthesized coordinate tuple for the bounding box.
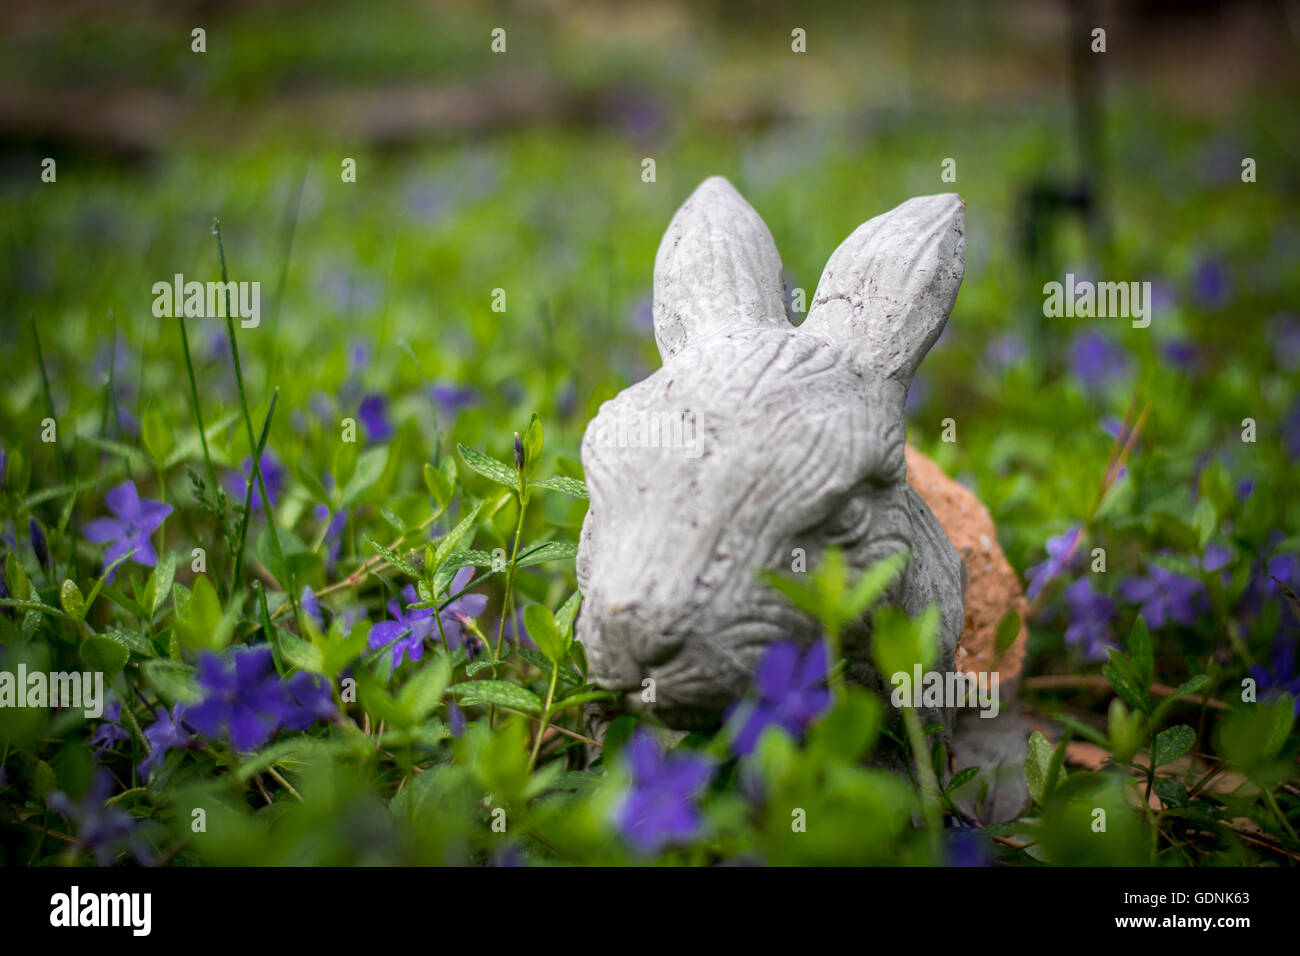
(576, 177, 1029, 821)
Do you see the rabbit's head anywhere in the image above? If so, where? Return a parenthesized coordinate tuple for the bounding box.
(576, 177, 967, 730)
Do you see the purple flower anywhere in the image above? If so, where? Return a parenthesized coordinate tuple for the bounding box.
(88, 699, 130, 753)
(369, 585, 439, 667)
(29, 517, 49, 568)
(282, 672, 337, 731)
(139, 704, 195, 777)
(1070, 331, 1131, 391)
(1063, 577, 1115, 661)
(945, 827, 989, 867)
(984, 332, 1026, 369)
(1161, 340, 1199, 372)
(301, 585, 324, 630)
(629, 297, 654, 333)
(186, 647, 292, 752)
(0, 447, 7, 490)
(431, 384, 479, 420)
(1191, 257, 1232, 308)
(1025, 526, 1082, 600)
(1249, 642, 1300, 714)
(358, 393, 393, 441)
(501, 606, 535, 650)
(313, 504, 348, 572)
(224, 451, 285, 513)
(1284, 397, 1300, 461)
(616, 730, 714, 854)
(48, 770, 152, 865)
(1118, 564, 1206, 629)
(83, 480, 171, 582)
(446, 699, 466, 737)
(439, 567, 488, 654)
(728, 640, 831, 757)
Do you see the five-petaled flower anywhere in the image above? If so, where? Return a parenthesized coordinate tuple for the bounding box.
(369, 584, 440, 667)
(727, 640, 832, 756)
(83, 480, 172, 581)
(615, 729, 714, 855)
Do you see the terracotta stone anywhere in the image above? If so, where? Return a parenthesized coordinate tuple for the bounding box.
(905, 446, 1028, 696)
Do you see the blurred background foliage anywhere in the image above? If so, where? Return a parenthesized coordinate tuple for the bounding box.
(1, 0, 1298, 865)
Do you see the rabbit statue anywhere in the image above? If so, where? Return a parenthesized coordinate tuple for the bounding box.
(576, 177, 1030, 822)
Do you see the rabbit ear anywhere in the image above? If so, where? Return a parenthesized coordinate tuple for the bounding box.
(653, 176, 792, 361)
(802, 194, 965, 408)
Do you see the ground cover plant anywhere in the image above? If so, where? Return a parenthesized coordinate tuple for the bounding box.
(0, 0, 1298, 867)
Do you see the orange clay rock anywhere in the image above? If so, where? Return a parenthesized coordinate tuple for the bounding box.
(906, 445, 1032, 823)
(906, 446, 1027, 692)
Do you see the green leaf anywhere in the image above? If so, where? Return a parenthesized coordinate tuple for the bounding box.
(1127, 615, 1153, 693)
(515, 541, 578, 569)
(1025, 730, 1054, 805)
(449, 680, 543, 714)
(102, 624, 155, 658)
(994, 608, 1021, 658)
(365, 535, 421, 578)
(947, 766, 981, 793)
(397, 652, 452, 723)
(277, 628, 324, 673)
(430, 552, 497, 596)
(423, 462, 453, 512)
(524, 603, 569, 664)
(807, 685, 881, 761)
(173, 575, 233, 652)
(1152, 777, 1189, 808)
(80, 635, 129, 680)
(340, 447, 389, 508)
(554, 590, 582, 638)
(144, 551, 176, 617)
(529, 475, 589, 499)
(1103, 650, 1148, 713)
(142, 402, 173, 462)
(140, 659, 201, 705)
(59, 579, 85, 620)
(844, 551, 909, 618)
(430, 500, 484, 574)
(5, 552, 31, 603)
(871, 604, 938, 679)
(457, 443, 519, 492)
(1152, 724, 1196, 767)
(523, 413, 544, 481)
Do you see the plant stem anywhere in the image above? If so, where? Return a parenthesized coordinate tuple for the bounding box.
(901, 706, 943, 847)
(527, 663, 560, 772)
(213, 219, 298, 622)
(494, 492, 528, 661)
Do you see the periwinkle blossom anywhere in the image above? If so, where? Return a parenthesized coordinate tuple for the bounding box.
(945, 827, 990, 867)
(616, 729, 715, 855)
(1070, 331, 1131, 391)
(89, 699, 130, 753)
(1249, 642, 1300, 714)
(83, 480, 172, 581)
(313, 504, 348, 573)
(186, 646, 333, 752)
(440, 567, 488, 656)
(139, 705, 196, 777)
(358, 393, 393, 441)
(431, 384, 479, 420)
(1025, 526, 1082, 600)
(984, 332, 1026, 369)
(1118, 563, 1206, 629)
(48, 770, 153, 866)
(224, 451, 285, 512)
(1062, 577, 1115, 661)
(29, 517, 49, 569)
(727, 640, 831, 757)
(1191, 257, 1232, 309)
(369, 584, 439, 667)
(446, 699, 466, 738)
